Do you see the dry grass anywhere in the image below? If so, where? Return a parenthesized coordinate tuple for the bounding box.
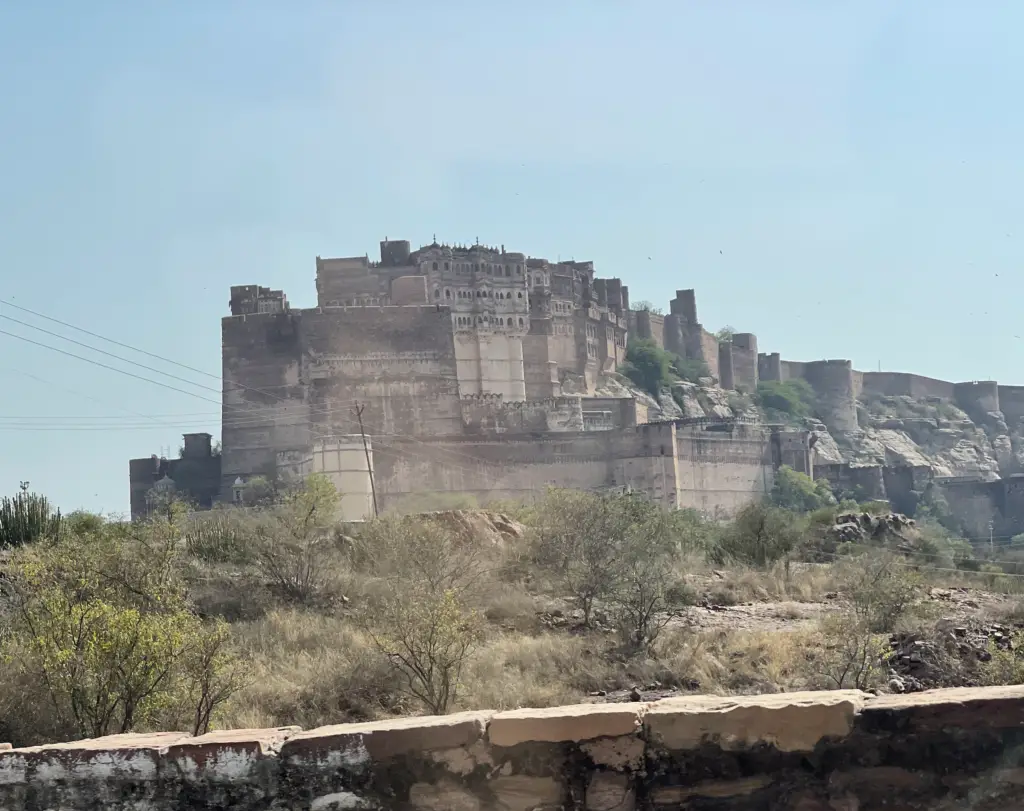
(221, 609, 408, 730)
(694, 561, 837, 606)
(652, 626, 827, 695)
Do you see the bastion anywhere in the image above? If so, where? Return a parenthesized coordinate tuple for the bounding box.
(5, 686, 1024, 809)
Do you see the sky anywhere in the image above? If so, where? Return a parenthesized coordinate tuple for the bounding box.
(0, 1, 1021, 514)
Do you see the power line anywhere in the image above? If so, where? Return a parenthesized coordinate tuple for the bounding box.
(0, 313, 223, 396)
(0, 313, 516, 472)
(0, 298, 222, 382)
(0, 328, 224, 407)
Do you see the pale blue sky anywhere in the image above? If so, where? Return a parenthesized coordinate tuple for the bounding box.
(0, 1, 1021, 513)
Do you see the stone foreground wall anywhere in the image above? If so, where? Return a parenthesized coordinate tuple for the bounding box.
(6, 688, 1024, 809)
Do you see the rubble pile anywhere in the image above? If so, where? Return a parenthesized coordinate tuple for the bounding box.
(887, 614, 1015, 693)
(828, 511, 916, 545)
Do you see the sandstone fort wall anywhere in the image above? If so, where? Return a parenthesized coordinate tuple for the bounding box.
(6, 686, 1024, 810)
(374, 421, 785, 517)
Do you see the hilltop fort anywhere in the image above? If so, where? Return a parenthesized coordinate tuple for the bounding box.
(129, 236, 1024, 539)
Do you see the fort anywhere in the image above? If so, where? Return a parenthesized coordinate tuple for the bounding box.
(4, 686, 1024, 809)
(128, 236, 1024, 534)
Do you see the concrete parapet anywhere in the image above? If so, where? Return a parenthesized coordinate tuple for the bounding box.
(7, 687, 1024, 809)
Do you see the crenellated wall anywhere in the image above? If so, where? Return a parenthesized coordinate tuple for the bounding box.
(7, 687, 1024, 810)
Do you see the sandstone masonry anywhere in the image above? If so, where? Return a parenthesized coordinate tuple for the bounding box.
(5, 686, 1024, 809)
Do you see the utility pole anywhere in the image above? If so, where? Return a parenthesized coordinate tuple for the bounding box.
(989, 520, 995, 558)
(354, 403, 378, 517)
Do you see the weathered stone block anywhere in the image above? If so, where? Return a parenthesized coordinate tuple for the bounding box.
(586, 771, 634, 811)
(489, 704, 643, 747)
(644, 690, 867, 752)
(488, 774, 563, 811)
(281, 711, 492, 763)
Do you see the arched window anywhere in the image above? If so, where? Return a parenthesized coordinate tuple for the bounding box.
(432, 261, 438, 271)
(445, 289, 452, 299)
(506, 317, 513, 326)
(518, 318, 524, 326)
(518, 292, 523, 299)
(434, 288, 440, 299)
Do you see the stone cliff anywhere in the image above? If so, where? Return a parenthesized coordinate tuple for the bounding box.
(604, 372, 1023, 485)
(5, 686, 1024, 810)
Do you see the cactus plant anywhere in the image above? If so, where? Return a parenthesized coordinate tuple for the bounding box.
(0, 484, 62, 548)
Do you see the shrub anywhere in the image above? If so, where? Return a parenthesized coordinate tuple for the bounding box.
(714, 503, 807, 568)
(671, 355, 710, 384)
(0, 511, 243, 743)
(351, 515, 491, 714)
(770, 466, 836, 512)
(250, 474, 344, 604)
(755, 379, 817, 422)
(817, 612, 889, 690)
(621, 339, 673, 396)
(716, 326, 736, 344)
(838, 551, 922, 633)
(632, 300, 664, 316)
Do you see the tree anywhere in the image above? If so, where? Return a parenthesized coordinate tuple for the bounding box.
(838, 551, 921, 633)
(251, 474, 342, 603)
(622, 338, 672, 397)
(354, 514, 490, 714)
(755, 380, 816, 421)
(670, 354, 710, 384)
(0, 483, 62, 548)
(716, 326, 736, 344)
(369, 588, 485, 714)
(531, 490, 635, 626)
(0, 511, 243, 741)
(770, 466, 835, 512)
(817, 612, 888, 691)
(715, 502, 807, 568)
(632, 300, 664, 316)
(610, 505, 690, 651)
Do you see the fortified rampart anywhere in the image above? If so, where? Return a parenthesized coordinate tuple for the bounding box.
(131, 232, 1024, 524)
(459, 394, 585, 434)
(374, 420, 802, 517)
(220, 304, 463, 499)
(938, 474, 1024, 540)
(6, 686, 1024, 810)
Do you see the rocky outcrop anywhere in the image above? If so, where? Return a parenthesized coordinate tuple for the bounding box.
(6, 687, 1024, 809)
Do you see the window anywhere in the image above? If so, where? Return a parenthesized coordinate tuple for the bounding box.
(505, 266, 511, 277)
(507, 317, 513, 326)
(518, 292, 523, 299)
(516, 264, 522, 274)
(518, 317, 524, 326)
(445, 289, 452, 298)
(434, 288, 441, 299)
(432, 261, 438, 271)
(444, 261, 449, 270)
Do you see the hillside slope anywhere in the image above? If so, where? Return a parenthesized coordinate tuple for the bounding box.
(596, 373, 1023, 482)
